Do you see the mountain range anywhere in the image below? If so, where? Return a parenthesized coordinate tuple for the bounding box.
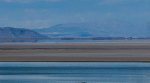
(1, 21, 150, 42)
(0, 27, 46, 42)
(35, 21, 150, 38)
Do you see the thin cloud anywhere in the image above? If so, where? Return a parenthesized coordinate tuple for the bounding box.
(1, 0, 63, 3)
(99, 0, 141, 5)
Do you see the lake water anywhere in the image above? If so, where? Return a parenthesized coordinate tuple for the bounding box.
(38, 39, 150, 43)
(0, 62, 150, 83)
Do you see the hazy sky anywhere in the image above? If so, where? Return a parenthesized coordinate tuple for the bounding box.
(0, 0, 150, 28)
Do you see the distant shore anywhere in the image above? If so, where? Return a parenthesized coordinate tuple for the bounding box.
(1, 41, 150, 61)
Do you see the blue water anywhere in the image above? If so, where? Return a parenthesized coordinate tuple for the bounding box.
(38, 40, 116, 42)
(0, 62, 150, 83)
(38, 39, 148, 43)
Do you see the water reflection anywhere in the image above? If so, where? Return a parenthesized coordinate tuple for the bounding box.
(0, 62, 149, 83)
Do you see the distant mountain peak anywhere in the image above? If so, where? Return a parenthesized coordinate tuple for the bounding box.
(35, 21, 150, 38)
(0, 27, 47, 42)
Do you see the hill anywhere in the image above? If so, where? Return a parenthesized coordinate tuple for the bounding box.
(0, 27, 47, 42)
(35, 21, 150, 38)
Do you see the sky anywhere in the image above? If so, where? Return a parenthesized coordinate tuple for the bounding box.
(0, 0, 150, 28)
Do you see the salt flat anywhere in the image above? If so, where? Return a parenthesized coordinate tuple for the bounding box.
(0, 41, 150, 61)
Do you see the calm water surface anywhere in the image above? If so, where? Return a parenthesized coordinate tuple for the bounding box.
(0, 62, 150, 83)
(38, 39, 150, 43)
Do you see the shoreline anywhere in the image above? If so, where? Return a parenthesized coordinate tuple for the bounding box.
(0, 42, 150, 62)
